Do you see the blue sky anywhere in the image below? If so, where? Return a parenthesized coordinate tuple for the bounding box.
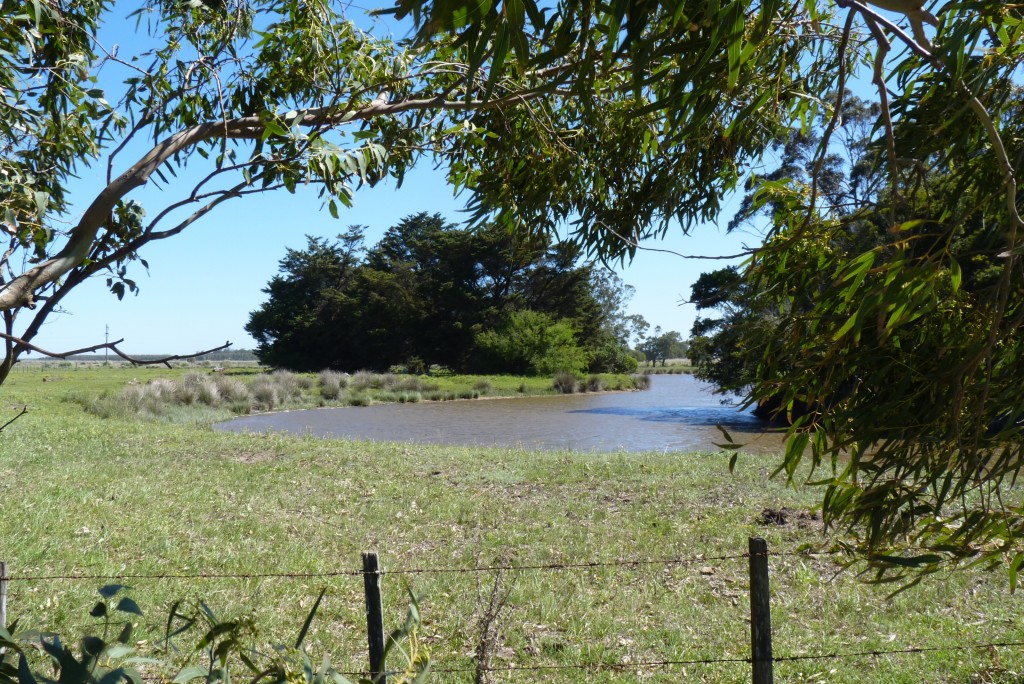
(25, 2, 763, 357)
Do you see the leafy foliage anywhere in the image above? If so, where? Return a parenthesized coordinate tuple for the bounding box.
(0, 586, 429, 684)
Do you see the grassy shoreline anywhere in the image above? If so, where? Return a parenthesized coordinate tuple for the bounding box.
(1, 368, 1021, 682)
(58, 365, 649, 423)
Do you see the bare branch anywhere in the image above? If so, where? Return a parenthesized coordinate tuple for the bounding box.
(594, 221, 755, 261)
(0, 331, 233, 368)
(0, 406, 28, 434)
(807, 11, 855, 220)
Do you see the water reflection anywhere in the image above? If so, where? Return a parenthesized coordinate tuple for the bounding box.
(215, 374, 786, 453)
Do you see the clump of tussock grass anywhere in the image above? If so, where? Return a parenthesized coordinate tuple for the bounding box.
(318, 370, 347, 400)
(347, 393, 370, 407)
(249, 376, 280, 409)
(552, 371, 579, 394)
(349, 370, 375, 391)
(397, 376, 426, 392)
(631, 374, 652, 390)
(270, 370, 302, 398)
(213, 376, 250, 403)
(473, 379, 492, 394)
(585, 375, 605, 392)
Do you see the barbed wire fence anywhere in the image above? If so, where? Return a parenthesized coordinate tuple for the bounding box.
(2, 541, 1022, 683)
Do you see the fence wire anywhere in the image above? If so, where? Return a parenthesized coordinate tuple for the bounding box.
(0, 549, 809, 583)
(330, 639, 1024, 678)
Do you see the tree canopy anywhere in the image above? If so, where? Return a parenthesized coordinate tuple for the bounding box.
(246, 212, 640, 374)
(4, 0, 1024, 578)
(388, 0, 1024, 580)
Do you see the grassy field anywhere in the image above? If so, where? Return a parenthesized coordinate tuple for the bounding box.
(0, 367, 1021, 682)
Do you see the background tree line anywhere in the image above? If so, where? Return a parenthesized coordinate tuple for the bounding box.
(246, 212, 645, 375)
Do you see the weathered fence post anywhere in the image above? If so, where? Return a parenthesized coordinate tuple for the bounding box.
(1, 561, 8, 629)
(749, 537, 773, 684)
(362, 552, 386, 684)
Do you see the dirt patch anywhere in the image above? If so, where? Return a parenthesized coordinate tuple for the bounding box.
(234, 450, 276, 464)
(756, 506, 821, 529)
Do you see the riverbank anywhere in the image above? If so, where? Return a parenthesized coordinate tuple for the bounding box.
(49, 366, 648, 424)
(0, 370, 1021, 682)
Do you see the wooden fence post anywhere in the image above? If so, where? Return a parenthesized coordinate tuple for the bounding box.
(1, 561, 8, 629)
(749, 537, 773, 684)
(362, 552, 386, 684)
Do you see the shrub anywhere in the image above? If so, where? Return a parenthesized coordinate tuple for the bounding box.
(585, 375, 605, 392)
(552, 371, 579, 394)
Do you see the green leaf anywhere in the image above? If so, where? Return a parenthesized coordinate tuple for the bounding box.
(949, 257, 961, 292)
(105, 644, 134, 660)
(172, 666, 209, 684)
(872, 553, 944, 567)
(294, 587, 326, 649)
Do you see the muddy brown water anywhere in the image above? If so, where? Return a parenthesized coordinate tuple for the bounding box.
(214, 374, 786, 453)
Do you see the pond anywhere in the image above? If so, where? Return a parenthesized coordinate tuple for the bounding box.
(216, 374, 785, 453)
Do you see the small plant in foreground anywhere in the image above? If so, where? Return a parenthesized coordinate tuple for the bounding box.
(0, 586, 430, 684)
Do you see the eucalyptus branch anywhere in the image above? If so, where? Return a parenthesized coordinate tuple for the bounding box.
(0, 331, 232, 368)
(0, 81, 557, 312)
(146, 179, 256, 241)
(594, 221, 755, 260)
(861, 15, 900, 225)
(807, 11, 855, 223)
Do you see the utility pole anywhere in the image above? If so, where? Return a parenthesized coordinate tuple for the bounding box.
(104, 324, 109, 363)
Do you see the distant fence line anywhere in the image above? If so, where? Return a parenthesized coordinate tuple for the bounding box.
(2, 541, 1022, 684)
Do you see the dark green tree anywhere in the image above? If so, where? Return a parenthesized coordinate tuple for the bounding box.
(245, 228, 366, 372)
(246, 214, 637, 373)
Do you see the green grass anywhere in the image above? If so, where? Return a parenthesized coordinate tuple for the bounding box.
(0, 367, 1021, 683)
